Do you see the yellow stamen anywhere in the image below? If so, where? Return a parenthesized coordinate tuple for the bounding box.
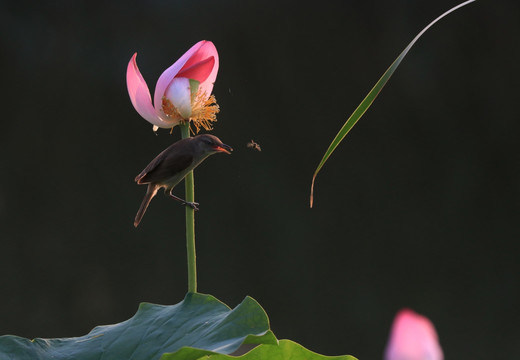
(161, 97, 184, 122)
(190, 91, 219, 133)
(161, 89, 219, 134)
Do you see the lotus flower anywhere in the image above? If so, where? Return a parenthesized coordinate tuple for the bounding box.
(127, 40, 219, 132)
(384, 309, 444, 360)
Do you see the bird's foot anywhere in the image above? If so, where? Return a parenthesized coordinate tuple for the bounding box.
(168, 192, 199, 210)
(183, 201, 199, 211)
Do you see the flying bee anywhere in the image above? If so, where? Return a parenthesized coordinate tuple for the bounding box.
(247, 140, 261, 152)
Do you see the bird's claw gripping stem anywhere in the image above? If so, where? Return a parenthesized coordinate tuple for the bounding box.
(183, 201, 199, 211)
(168, 192, 199, 211)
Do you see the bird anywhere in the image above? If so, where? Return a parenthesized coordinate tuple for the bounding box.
(134, 134, 232, 227)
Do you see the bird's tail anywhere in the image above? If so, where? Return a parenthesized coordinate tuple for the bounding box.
(134, 185, 158, 227)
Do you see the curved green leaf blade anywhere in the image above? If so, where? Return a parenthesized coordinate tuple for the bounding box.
(194, 339, 357, 360)
(0, 293, 276, 360)
(309, 0, 476, 207)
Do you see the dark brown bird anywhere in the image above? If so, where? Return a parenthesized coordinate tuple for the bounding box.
(134, 134, 232, 227)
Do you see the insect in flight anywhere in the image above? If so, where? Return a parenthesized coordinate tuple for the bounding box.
(247, 140, 261, 152)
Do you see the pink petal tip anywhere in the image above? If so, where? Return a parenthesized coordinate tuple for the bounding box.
(126, 53, 177, 128)
(384, 309, 444, 360)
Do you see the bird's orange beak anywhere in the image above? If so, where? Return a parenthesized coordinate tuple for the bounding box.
(215, 144, 233, 154)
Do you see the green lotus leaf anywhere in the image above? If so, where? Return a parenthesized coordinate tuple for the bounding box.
(173, 339, 357, 360)
(0, 293, 276, 360)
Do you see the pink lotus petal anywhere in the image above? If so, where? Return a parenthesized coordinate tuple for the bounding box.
(178, 41, 218, 77)
(190, 41, 218, 97)
(126, 53, 177, 128)
(153, 41, 218, 109)
(384, 309, 444, 360)
(164, 77, 192, 119)
(153, 41, 206, 112)
(176, 56, 215, 84)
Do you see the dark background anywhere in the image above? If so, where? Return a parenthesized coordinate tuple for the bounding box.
(1, 0, 519, 358)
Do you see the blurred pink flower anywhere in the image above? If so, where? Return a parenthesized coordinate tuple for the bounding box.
(127, 40, 219, 132)
(384, 309, 444, 360)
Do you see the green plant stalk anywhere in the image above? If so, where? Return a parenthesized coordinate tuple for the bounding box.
(180, 123, 197, 293)
(309, 0, 476, 208)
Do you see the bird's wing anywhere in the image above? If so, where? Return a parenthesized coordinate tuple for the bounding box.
(136, 150, 194, 184)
